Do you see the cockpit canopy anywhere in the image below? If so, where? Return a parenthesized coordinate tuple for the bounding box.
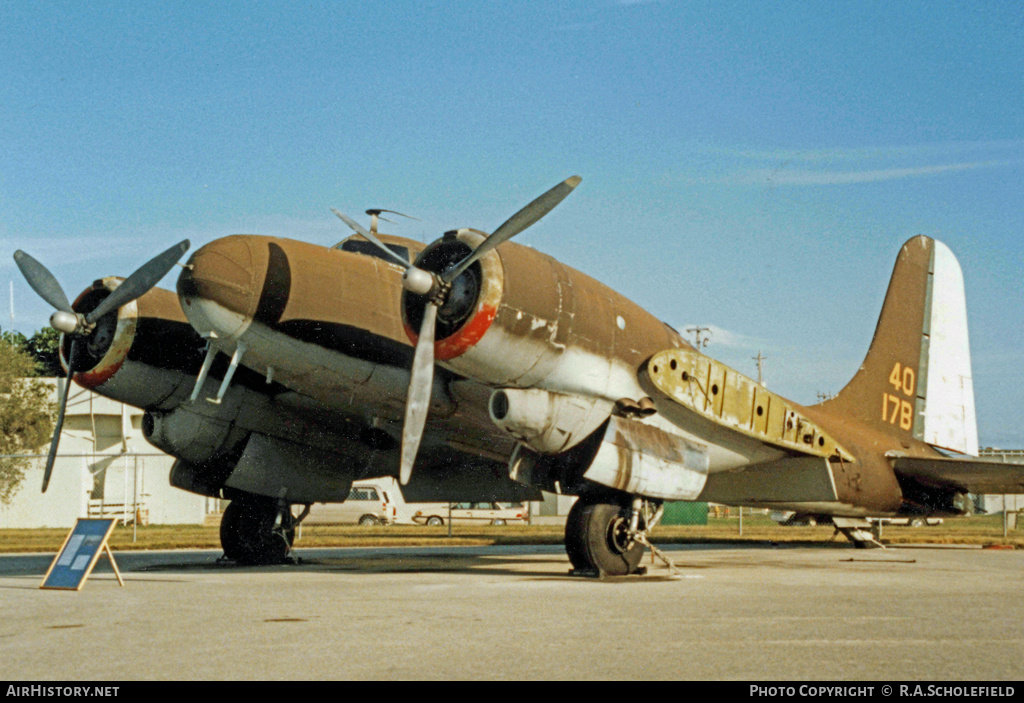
(334, 236, 411, 265)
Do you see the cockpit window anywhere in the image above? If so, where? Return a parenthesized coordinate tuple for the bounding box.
(336, 238, 410, 265)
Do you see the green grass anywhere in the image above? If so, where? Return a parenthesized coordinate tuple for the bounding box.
(1, 514, 1019, 554)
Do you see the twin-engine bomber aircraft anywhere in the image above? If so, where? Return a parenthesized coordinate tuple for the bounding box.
(14, 176, 1024, 575)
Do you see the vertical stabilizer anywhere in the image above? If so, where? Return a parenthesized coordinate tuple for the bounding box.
(820, 236, 978, 456)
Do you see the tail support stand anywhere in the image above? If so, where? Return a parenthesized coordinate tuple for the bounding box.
(832, 517, 886, 549)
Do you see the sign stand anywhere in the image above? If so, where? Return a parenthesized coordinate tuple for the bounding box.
(41, 518, 124, 590)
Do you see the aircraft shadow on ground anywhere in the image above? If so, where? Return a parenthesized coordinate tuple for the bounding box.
(0, 541, 880, 584)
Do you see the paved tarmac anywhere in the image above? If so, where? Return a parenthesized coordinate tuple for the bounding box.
(1, 543, 1021, 680)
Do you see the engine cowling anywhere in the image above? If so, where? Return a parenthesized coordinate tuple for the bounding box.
(64, 278, 206, 411)
(143, 403, 248, 466)
(401, 231, 684, 403)
(488, 387, 611, 454)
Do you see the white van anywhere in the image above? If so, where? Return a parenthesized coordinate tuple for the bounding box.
(301, 479, 401, 526)
(299, 478, 524, 527)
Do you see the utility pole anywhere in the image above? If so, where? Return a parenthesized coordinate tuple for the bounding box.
(752, 350, 767, 386)
(687, 326, 711, 350)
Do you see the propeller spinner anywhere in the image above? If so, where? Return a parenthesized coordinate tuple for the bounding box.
(12, 240, 190, 492)
(333, 175, 581, 485)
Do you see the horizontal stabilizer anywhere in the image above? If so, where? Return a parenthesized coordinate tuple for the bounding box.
(892, 456, 1024, 494)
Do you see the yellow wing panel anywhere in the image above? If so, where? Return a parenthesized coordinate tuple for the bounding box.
(642, 348, 853, 462)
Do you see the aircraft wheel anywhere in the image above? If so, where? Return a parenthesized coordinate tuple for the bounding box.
(220, 500, 245, 561)
(222, 495, 294, 565)
(564, 498, 645, 576)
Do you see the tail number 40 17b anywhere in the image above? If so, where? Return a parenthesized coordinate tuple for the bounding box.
(883, 362, 916, 430)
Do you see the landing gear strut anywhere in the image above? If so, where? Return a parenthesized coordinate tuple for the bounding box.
(220, 494, 296, 565)
(565, 495, 679, 577)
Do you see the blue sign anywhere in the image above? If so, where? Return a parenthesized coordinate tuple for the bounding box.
(41, 519, 121, 590)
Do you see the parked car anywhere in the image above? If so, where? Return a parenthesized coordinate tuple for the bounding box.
(301, 481, 398, 526)
(768, 510, 831, 526)
(769, 510, 942, 528)
(411, 501, 528, 526)
(870, 517, 944, 527)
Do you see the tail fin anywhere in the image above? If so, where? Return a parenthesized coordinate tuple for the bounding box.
(820, 235, 978, 456)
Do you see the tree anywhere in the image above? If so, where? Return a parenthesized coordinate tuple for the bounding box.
(25, 327, 64, 377)
(0, 338, 56, 504)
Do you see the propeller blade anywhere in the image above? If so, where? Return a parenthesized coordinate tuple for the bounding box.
(12, 250, 74, 314)
(331, 209, 413, 270)
(442, 175, 581, 284)
(86, 240, 190, 324)
(41, 340, 77, 493)
(400, 303, 438, 485)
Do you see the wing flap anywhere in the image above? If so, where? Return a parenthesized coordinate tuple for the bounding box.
(892, 456, 1024, 494)
(640, 348, 853, 461)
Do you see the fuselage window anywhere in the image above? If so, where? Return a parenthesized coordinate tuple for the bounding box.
(337, 239, 410, 265)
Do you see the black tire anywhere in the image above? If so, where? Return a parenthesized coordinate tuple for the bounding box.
(220, 500, 245, 561)
(426, 516, 444, 527)
(359, 515, 380, 526)
(222, 495, 294, 565)
(564, 499, 645, 576)
(491, 519, 506, 526)
(564, 498, 591, 571)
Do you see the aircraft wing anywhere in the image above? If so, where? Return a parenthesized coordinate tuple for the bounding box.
(891, 456, 1024, 494)
(639, 348, 853, 462)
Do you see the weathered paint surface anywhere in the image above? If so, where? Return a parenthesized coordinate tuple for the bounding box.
(643, 348, 853, 462)
(582, 416, 709, 500)
(63, 223, 1017, 519)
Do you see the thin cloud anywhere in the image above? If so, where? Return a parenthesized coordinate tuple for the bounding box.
(744, 160, 1016, 186)
(676, 323, 761, 350)
(708, 139, 1024, 164)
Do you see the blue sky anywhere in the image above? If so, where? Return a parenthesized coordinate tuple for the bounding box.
(2, 1, 1022, 446)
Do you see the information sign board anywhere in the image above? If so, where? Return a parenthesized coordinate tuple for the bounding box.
(40, 518, 123, 590)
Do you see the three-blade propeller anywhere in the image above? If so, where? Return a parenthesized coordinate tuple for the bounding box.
(12, 240, 190, 492)
(334, 175, 581, 484)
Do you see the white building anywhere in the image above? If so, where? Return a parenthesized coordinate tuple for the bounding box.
(0, 380, 213, 529)
(978, 448, 1024, 514)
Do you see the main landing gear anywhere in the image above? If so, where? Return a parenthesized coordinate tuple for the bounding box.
(564, 494, 679, 578)
(220, 494, 299, 565)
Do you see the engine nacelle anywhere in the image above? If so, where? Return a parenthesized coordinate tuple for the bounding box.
(143, 403, 249, 466)
(489, 387, 611, 454)
(403, 232, 684, 404)
(510, 415, 710, 501)
(65, 278, 206, 411)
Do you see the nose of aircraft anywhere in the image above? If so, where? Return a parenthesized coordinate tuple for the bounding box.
(177, 235, 264, 339)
